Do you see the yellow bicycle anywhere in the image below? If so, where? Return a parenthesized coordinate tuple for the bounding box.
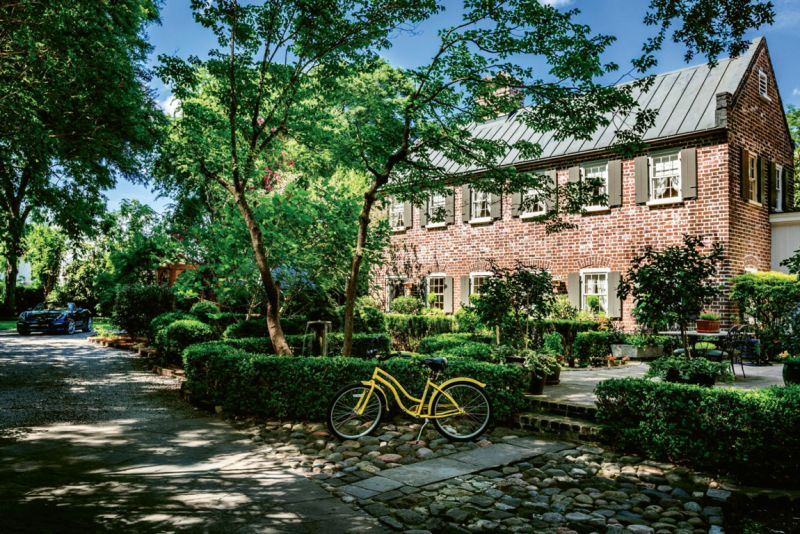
(327, 353, 492, 442)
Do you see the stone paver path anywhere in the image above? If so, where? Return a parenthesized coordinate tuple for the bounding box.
(0, 331, 380, 533)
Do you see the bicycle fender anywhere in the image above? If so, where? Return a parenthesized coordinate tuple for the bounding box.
(437, 377, 486, 389)
(361, 380, 390, 408)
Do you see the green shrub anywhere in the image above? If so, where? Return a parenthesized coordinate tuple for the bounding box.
(645, 356, 732, 384)
(335, 305, 386, 333)
(418, 333, 494, 360)
(282, 314, 309, 335)
(328, 332, 392, 357)
(390, 296, 423, 315)
(542, 331, 564, 356)
(454, 306, 482, 334)
(573, 330, 622, 366)
(223, 318, 269, 339)
(623, 333, 671, 348)
(156, 319, 216, 365)
(532, 319, 599, 365)
(385, 313, 455, 351)
(112, 284, 174, 338)
(207, 311, 242, 337)
(595, 379, 800, 487)
(148, 311, 196, 344)
(190, 300, 221, 323)
(220, 337, 274, 354)
(183, 343, 528, 422)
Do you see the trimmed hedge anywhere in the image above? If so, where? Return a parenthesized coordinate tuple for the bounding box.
(386, 313, 455, 351)
(112, 284, 174, 338)
(220, 337, 274, 354)
(573, 330, 622, 366)
(155, 319, 216, 365)
(595, 378, 800, 486)
(190, 300, 221, 323)
(281, 332, 392, 357)
(207, 312, 242, 337)
(148, 311, 196, 344)
(183, 342, 528, 422)
(223, 318, 268, 339)
(418, 333, 495, 361)
(532, 319, 599, 364)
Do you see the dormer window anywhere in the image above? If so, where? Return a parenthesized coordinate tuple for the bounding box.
(758, 69, 769, 100)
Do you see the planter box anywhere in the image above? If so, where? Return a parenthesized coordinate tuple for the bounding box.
(696, 319, 720, 333)
(611, 343, 663, 360)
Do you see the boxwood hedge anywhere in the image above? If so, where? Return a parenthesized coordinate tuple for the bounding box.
(417, 333, 495, 361)
(183, 342, 528, 422)
(595, 378, 800, 486)
(385, 314, 455, 351)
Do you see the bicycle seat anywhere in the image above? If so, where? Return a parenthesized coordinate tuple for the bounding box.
(421, 357, 448, 371)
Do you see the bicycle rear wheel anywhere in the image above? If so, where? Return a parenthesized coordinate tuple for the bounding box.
(327, 384, 383, 440)
(432, 382, 492, 441)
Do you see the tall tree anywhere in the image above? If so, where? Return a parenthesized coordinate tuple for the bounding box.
(156, 0, 439, 354)
(24, 224, 66, 299)
(0, 1, 161, 313)
(335, 0, 774, 356)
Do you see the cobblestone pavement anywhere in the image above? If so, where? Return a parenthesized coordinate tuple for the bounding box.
(237, 419, 731, 534)
(0, 332, 380, 533)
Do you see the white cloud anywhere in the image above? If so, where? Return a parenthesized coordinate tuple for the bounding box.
(793, 87, 800, 97)
(158, 95, 181, 117)
(541, 0, 574, 7)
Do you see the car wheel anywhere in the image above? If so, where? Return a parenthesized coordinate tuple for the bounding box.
(83, 317, 93, 333)
(17, 327, 30, 336)
(67, 319, 76, 335)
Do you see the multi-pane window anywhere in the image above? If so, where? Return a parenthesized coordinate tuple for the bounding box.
(427, 276, 446, 309)
(776, 165, 784, 212)
(389, 198, 405, 229)
(649, 152, 681, 202)
(583, 163, 608, 209)
(470, 273, 492, 296)
(521, 188, 545, 216)
(428, 193, 446, 224)
(758, 69, 769, 99)
(471, 190, 491, 220)
(581, 271, 608, 313)
(748, 153, 759, 203)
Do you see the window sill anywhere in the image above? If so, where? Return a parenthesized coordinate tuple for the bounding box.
(760, 94, 772, 103)
(646, 198, 683, 207)
(392, 227, 407, 234)
(746, 200, 762, 207)
(469, 217, 494, 226)
(520, 212, 546, 220)
(583, 205, 610, 214)
(426, 222, 447, 229)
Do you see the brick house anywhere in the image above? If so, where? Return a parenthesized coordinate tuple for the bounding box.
(380, 38, 794, 330)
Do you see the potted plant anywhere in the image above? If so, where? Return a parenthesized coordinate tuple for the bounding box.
(782, 356, 800, 386)
(610, 333, 667, 360)
(645, 356, 732, 387)
(523, 350, 559, 395)
(696, 312, 721, 333)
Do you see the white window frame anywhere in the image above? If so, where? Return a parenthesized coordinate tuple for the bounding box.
(469, 272, 493, 296)
(520, 187, 546, 218)
(426, 273, 446, 310)
(579, 268, 610, 314)
(582, 162, 609, 212)
(776, 164, 784, 212)
(747, 152, 760, 204)
(758, 69, 770, 100)
(647, 150, 683, 206)
(470, 189, 493, 224)
(389, 197, 406, 231)
(427, 193, 447, 228)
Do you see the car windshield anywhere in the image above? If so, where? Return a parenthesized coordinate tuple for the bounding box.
(33, 303, 66, 311)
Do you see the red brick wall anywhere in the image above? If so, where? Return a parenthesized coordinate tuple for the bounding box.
(379, 41, 793, 332)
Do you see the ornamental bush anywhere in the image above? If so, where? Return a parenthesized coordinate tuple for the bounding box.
(189, 300, 221, 323)
(417, 333, 495, 361)
(112, 284, 174, 338)
(156, 319, 216, 366)
(532, 319, 599, 366)
(207, 311, 242, 337)
(385, 313, 455, 351)
(182, 342, 528, 422)
(223, 318, 269, 339)
(148, 311, 196, 344)
(390, 296, 423, 315)
(595, 378, 800, 487)
(573, 330, 623, 366)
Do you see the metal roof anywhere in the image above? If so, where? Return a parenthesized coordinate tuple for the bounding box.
(429, 38, 760, 173)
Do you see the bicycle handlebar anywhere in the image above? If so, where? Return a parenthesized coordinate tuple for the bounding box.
(374, 350, 413, 362)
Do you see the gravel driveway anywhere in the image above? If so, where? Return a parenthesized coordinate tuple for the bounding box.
(0, 331, 380, 533)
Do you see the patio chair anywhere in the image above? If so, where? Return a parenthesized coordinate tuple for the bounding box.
(719, 326, 747, 378)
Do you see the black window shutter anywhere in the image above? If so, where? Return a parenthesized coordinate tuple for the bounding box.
(608, 160, 622, 207)
(680, 148, 697, 200)
(741, 147, 750, 201)
(462, 185, 471, 222)
(769, 161, 777, 210)
(784, 167, 794, 210)
(634, 156, 649, 204)
(445, 189, 455, 224)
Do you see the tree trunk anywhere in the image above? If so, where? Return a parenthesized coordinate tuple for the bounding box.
(234, 193, 292, 355)
(680, 324, 690, 358)
(342, 187, 379, 357)
(4, 251, 19, 315)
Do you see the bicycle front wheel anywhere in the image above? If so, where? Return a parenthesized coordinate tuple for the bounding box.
(327, 384, 383, 440)
(432, 382, 492, 441)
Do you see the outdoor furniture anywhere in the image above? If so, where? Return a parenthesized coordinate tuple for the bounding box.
(661, 330, 730, 358)
(719, 325, 747, 378)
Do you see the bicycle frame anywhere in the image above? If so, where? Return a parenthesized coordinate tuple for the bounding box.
(354, 366, 485, 419)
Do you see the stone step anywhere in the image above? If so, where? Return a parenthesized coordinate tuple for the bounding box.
(514, 412, 601, 441)
(523, 395, 598, 421)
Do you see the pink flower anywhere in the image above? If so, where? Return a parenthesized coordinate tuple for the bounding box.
(257, 117, 265, 126)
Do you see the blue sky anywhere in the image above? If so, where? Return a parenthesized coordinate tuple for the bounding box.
(110, 0, 800, 212)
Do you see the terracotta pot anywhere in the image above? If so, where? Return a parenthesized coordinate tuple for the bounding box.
(695, 319, 720, 333)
